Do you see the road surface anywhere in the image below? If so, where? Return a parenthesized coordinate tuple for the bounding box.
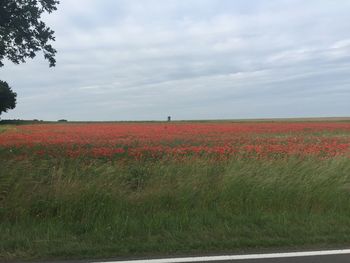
(26, 249, 350, 263)
(93, 250, 350, 263)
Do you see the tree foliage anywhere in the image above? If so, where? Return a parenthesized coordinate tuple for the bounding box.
(0, 0, 59, 67)
(0, 80, 16, 115)
(0, 0, 58, 115)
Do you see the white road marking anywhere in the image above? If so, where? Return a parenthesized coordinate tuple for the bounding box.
(94, 249, 350, 263)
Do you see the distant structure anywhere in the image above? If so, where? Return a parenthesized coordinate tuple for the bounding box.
(167, 116, 171, 122)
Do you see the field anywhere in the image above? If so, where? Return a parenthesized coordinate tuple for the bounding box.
(1, 121, 350, 261)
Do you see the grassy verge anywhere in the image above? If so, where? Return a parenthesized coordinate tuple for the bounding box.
(1, 157, 350, 261)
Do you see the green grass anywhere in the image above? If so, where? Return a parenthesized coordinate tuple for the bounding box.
(1, 157, 350, 261)
(0, 125, 13, 133)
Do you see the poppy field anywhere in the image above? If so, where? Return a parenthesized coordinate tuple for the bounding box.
(1, 121, 350, 261)
(1, 122, 350, 160)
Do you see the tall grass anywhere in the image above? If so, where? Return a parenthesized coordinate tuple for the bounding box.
(1, 157, 350, 261)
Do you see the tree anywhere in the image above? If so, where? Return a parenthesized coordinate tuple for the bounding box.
(0, 0, 59, 67)
(0, 80, 16, 116)
(0, 0, 59, 115)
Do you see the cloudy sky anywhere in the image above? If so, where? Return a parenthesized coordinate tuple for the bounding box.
(1, 0, 350, 121)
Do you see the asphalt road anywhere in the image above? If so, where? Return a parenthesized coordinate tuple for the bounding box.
(92, 249, 350, 263)
(17, 249, 350, 263)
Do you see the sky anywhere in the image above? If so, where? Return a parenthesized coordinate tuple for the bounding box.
(1, 0, 350, 121)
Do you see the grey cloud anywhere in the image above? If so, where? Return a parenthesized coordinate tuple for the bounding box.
(1, 0, 350, 121)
